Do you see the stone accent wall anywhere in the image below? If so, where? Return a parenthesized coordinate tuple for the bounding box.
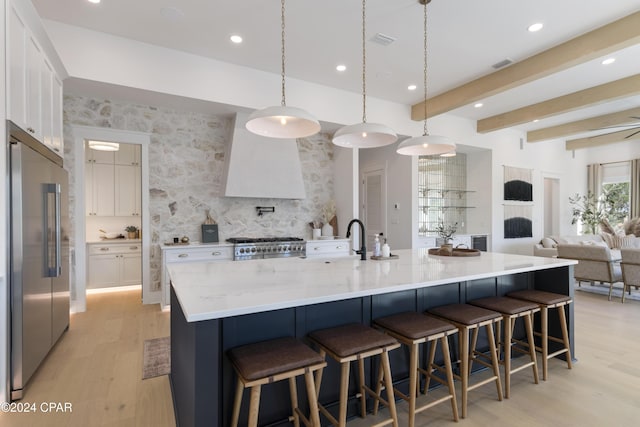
(64, 95, 335, 292)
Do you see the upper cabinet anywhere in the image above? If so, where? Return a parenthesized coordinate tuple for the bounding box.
(6, 0, 65, 157)
(115, 144, 141, 166)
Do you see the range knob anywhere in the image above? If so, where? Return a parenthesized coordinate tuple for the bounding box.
(239, 248, 245, 254)
(251, 247, 256, 253)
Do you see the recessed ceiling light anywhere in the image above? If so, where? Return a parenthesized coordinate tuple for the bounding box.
(336, 64, 347, 72)
(87, 0, 100, 3)
(528, 22, 543, 32)
(474, 103, 483, 108)
(407, 84, 417, 91)
(602, 57, 616, 65)
(230, 35, 243, 44)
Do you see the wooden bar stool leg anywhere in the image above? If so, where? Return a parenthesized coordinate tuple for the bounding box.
(373, 359, 384, 415)
(557, 306, 573, 370)
(381, 349, 399, 427)
(459, 327, 469, 419)
(468, 327, 479, 376)
(423, 339, 437, 394)
(408, 343, 419, 427)
(314, 349, 327, 397)
(304, 371, 322, 427)
(503, 316, 512, 398)
(541, 306, 549, 381)
(358, 358, 366, 418)
(289, 377, 300, 427)
(524, 312, 540, 384)
(338, 362, 350, 427)
(485, 324, 503, 402)
(441, 336, 459, 422)
(231, 378, 244, 427)
(248, 385, 261, 427)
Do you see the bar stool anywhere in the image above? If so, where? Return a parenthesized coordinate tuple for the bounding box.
(228, 336, 327, 427)
(373, 312, 459, 427)
(468, 297, 540, 398)
(308, 323, 401, 427)
(507, 290, 573, 380)
(427, 303, 503, 419)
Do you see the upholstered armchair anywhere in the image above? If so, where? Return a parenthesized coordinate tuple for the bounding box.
(620, 248, 640, 303)
(556, 244, 623, 301)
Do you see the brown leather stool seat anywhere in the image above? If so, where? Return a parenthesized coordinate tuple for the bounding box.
(308, 323, 401, 427)
(469, 297, 540, 398)
(507, 290, 573, 380)
(427, 303, 503, 418)
(373, 312, 459, 427)
(228, 336, 327, 427)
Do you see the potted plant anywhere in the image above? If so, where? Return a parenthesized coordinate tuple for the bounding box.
(125, 225, 139, 239)
(435, 221, 458, 245)
(569, 192, 607, 235)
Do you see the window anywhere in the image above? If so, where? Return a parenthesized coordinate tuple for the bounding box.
(601, 162, 630, 229)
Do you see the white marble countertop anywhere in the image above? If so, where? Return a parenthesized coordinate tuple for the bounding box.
(168, 249, 577, 322)
(160, 241, 233, 250)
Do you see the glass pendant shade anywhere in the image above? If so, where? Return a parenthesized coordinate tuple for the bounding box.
(246, 105, 320, 138)
(88, 140, 120, 151)
(396, 134, 455, 156)
(332, 122, 397, 148)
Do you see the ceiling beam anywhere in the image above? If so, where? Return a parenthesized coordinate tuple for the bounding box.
(477, 74, 640, 133)
(566, 128, 640, 150)
(411, 11, 640, 121)
(527, 107, 640, 142)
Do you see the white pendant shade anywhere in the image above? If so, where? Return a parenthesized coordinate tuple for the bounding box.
(88, 140, 120, 151)
(332, 122, 397, 148)
(396, 134, 455, 156)
(245, 105, 320, 139)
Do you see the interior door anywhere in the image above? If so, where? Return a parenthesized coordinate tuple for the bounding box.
(362, 169, 386, 250)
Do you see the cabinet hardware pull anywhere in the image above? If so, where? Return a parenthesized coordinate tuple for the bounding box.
(336, 246, 343, 249)
(211, 251, 221, 256)
(100, 247, 109, 251)
(130, 246, 138, 250)
(178, 254, 188, 258)
(314, 247, 320, 250)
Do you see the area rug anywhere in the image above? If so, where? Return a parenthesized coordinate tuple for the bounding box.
(142, 336, 170, 379)
(574, 282, 640, 302)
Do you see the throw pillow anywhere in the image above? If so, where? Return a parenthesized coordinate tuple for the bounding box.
(600, 232, 614, 249)
(621, 235, 639, 248)
(599, 218, 616, 235)
(541, 237, 556, 248)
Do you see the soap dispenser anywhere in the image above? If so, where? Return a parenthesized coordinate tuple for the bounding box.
(374, 234, 381, 257)
(382, 238, 391, 258)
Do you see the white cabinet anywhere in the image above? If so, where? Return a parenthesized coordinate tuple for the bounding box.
(115, 144, 141, 165)
(87, 243, 142, 289)
(115, 165, 141, 216)
(161, 244, 233, 307)
(6, 1, 64, 156)
(305, 239, 351, 258)
(86, 162, 115, 216)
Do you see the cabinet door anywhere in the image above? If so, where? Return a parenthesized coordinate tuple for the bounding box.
(121, 253, 142, 286)
(7, 5, 27, 129)
(51, 74, 64, 155)
(92, 163, 115, 216)
(41, 59, 53, 149)
(88, 254, 120, 289)
(115, 144, 140, 165)
(26, 35, 42, 140)
(115, 165, 140, 216)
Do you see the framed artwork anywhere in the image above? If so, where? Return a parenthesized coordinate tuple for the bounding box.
(504, 204, 533, 238)
(504, 166, 533, 202)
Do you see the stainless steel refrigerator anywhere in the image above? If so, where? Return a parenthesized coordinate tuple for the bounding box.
(7, 121, 69, 400)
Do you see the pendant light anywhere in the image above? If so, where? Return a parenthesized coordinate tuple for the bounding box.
(332, 0, 397, 148)
(246, 0, 320, 139)
(396, 0, 456, 156)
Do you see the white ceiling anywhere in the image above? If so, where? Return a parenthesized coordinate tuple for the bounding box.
(32, 0, 640, 138)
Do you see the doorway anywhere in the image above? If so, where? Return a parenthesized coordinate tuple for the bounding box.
(543, 176, 560, 237)
(361, 168, 387, 250)
(71, 125, 152, 312)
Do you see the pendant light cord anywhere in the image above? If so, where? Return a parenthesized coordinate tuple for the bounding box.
(362, 0, 367, 123)
(423, 0, 429, 136)
(281, 0, 287, 107)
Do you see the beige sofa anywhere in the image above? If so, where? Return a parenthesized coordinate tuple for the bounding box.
(533, 234, 605, 258)
(557, 244, 623, 300)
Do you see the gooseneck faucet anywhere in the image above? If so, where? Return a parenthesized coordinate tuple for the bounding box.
(346, 219, 367, 260)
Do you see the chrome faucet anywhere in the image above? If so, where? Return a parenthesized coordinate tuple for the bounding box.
(346, 219, 367, 260)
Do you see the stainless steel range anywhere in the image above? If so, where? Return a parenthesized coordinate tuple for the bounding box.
(226, 237, 306, 261)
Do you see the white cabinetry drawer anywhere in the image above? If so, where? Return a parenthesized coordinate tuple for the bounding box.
(165, 247, 233, 263)
(89, 243, 141, 255)
(306, 240, 350, 257)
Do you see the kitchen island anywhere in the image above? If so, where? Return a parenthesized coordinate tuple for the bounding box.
(168, 249, 576, 426)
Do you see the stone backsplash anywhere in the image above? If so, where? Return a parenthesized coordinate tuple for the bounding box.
(64, 95, 335, 293)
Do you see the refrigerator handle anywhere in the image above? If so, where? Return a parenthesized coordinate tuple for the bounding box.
(43, 183, 61, 277)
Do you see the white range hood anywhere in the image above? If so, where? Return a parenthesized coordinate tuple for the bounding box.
(222, 112, 306, 199)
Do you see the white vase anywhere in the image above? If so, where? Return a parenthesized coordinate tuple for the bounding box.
(312, 228, 321, 239)
(321, 223, 333, 237)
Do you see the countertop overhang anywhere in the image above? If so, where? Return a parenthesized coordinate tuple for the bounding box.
(168, 249, 577, 322)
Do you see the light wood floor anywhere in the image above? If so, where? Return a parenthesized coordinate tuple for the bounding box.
(2, 289, 640, 426)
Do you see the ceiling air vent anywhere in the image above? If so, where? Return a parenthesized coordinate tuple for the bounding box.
(492, 58, 514, 69)
(370, 33, 396, 46)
